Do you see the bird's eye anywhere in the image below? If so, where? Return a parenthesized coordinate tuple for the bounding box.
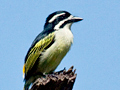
(60, 14, 65, 19)
(62, 14, 65, 17)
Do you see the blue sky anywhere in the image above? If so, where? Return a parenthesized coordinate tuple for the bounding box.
(0, 0, 120, 90)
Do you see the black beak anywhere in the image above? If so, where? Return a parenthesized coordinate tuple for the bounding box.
(71, 16, 83, 22)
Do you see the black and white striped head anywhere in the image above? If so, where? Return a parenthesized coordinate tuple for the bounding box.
(44, 11, 83, 30)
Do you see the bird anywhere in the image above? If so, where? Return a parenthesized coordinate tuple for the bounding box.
(23, 10, 83, 90)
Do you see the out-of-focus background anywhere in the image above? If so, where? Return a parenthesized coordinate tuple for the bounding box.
(0, 0, 120, 90)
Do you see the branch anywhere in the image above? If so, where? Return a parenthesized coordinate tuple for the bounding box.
(30, 66, 77, 90)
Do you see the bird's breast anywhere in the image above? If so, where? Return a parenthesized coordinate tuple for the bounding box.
(38, 28, 73, 73)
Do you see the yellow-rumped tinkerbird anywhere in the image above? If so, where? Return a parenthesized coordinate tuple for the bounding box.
(23, 11, 83, 90)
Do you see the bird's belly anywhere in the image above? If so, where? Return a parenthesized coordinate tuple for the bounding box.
(37, 42, 71, 73)
(37, 28, 73, 74)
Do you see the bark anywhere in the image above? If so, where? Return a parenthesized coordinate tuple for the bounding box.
(30, 66, 77, 90)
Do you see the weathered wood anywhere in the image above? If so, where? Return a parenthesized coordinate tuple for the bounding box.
(30, 66, 77, 90)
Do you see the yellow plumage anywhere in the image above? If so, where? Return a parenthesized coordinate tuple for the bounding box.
(23, 33, 55, 76)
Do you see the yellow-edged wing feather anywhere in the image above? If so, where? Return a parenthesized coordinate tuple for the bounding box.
(23, 32, 55, 77)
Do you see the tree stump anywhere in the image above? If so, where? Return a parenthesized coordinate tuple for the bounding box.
(30, 66, 77, 90)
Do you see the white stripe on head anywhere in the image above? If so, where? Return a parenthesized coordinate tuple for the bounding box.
(48, 13, 65, 23)
(54, 15, 73, 30)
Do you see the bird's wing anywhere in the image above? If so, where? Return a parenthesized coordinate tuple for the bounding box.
(23, 32, 55, 77)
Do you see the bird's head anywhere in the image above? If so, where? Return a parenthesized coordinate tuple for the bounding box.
(44, 11, 83, 30)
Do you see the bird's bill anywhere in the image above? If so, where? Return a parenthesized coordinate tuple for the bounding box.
(70, 16, 83, 22)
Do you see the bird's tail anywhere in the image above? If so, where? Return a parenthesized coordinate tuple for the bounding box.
(23, 76, 35, 90)
(23, 86, 28, 90)
(23, 81, 30, 90)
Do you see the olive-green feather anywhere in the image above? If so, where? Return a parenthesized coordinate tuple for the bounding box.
(25, 32, 55, 76)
